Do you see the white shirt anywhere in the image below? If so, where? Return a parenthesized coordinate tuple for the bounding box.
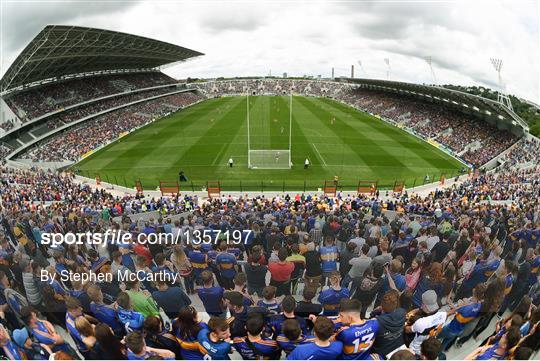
(410, 311, 447, 354)
(228, 158, 233, 164)
(305, 159, 309, 165)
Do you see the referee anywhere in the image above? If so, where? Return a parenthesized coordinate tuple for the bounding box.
(228, 158, 233, 168)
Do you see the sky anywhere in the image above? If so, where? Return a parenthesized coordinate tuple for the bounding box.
(1, 0, 539, 102)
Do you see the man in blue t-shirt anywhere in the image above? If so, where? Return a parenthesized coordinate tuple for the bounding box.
(152, 280, 192, 319)
(198, 317, 232, 360)
(320, 237, 339, 282)
(215, 242, 238, 290)
(318, 271, 350, 316)
(196, 270, 225, 317)
(288, 316, 343, 360)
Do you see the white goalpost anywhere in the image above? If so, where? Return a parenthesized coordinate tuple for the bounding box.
(247, 93, 292, 169)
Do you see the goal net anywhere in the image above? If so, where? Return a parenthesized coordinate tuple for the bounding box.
(247, 93, 292, 169)
(249, 150, 291, 169)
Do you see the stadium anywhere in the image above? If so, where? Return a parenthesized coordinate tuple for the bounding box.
(0, 2, 539, 361)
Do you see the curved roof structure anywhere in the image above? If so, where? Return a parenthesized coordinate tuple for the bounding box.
(1, 25, 203, 93)
(342, 78, 529, 132)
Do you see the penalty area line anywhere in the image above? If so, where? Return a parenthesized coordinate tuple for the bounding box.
(312, 144, 327, 166)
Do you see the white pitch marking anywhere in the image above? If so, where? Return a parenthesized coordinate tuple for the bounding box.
(312, 143, 327, 166)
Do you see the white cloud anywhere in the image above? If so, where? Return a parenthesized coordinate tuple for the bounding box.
(1, 0, 538, 102)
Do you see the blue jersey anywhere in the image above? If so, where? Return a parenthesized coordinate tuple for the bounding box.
(31, 320, 70, 353)
(121, 253, 136, 272)
(268, 315, 307, 337)
(276, 334, 315, 355)
(376, 273, 406, 303)
(197, 286, 225, 315)
(532, 229, 540, 248)
(90, 302, 123, 334)
(503, 274, 514, 296)
(176, 322, 208, 360)
(208, 250, 219, 263)
(197, 328, 231, 360)
(530, 256, 540, 284)
(446, 302, 481, 334)
(117, 307, 145, 332)
(216, 252, 237, 279)
(232, 336, 280, 359)
(320, 246, 339, 273)
(336, 319, 379, 360)
(189, 251, 209, 277)
(1, 340, 25, 360)
(287, 340, 343, 360)
(257, 299, 280, 314)
(475, 344, 506, 360)
(91, 256, 109, 272)
(412, 276, 444, 308)
(66, 312, 88, 353)
(464, 259, 500, 288)
(318, 287, 350, 316)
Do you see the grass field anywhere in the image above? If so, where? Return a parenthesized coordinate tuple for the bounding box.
(74, 95, 466, 191)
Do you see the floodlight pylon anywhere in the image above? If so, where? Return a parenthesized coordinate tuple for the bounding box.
(490, 58, 513, 111)
(425, 56, 437, 85)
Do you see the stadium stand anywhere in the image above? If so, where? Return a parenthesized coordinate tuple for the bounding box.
(4, 72, 176, 122)
(22, 92, 204, 162)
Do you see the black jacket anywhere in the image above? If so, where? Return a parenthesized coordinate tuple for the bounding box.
(373, 308, 406, 356)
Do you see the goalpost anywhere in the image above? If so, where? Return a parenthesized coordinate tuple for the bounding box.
(247, 93, 292, 169)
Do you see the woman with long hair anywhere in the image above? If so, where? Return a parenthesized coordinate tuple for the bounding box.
(411, 262, 444, 309)
(74, 316, 100, 359)
(405, 257, 422, 291)
(94, 323, 126, 360)
(466, 277, 506, 343)
(173, 306, 207, 360)
(170, 244, 194, 294)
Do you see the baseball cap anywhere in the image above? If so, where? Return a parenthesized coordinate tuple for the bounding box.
(421, 290, 439, 313)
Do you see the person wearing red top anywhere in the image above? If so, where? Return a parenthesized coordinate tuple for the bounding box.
(247, 246, 267, 266)
(268, 248, 294, 297)
(133, 238, 153, 265)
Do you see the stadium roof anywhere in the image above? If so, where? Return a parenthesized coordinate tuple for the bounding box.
(1, 25, 203, 93)
(343, 78, 529, 131)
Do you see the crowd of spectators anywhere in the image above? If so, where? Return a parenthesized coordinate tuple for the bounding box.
(0, 120, 16, 132)
(4, 72, 175, 122)
(20, 87, 181, 138)
(0, 143, 12, 159)
(21, 92, 203, 162)
(0, 125, 538, 359)
(195, 78, 352, 98)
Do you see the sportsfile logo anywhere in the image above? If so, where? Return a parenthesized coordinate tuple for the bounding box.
(40, 229, 252, 247)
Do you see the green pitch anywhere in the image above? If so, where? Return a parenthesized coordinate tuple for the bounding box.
(74, 95, 465, 191)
